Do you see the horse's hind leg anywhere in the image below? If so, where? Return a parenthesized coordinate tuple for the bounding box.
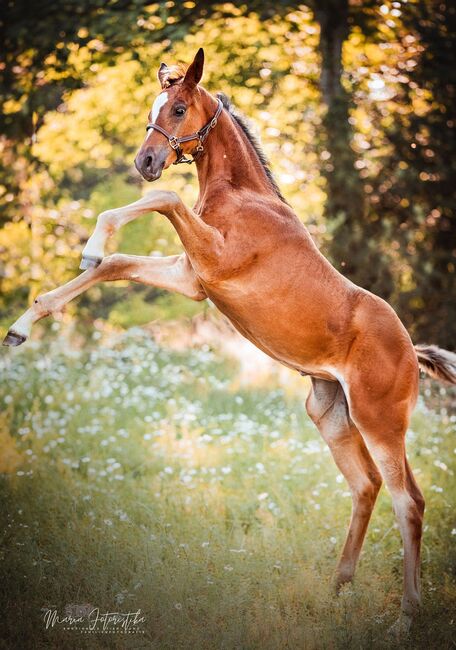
(354, 431, 424, 625)
(306, 378, 382, 589)
(347, 364, 425, 633)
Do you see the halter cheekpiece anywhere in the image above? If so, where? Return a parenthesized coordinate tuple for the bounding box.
(146, 98, 224, 165)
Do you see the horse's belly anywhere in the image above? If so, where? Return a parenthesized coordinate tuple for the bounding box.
(204, 285, 346, 379)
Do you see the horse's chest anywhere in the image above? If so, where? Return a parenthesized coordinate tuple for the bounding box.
(202, 282, 292, 352)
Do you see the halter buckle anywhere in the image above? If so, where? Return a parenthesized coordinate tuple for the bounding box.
(210, 118, 218, 129)
(169, 136, 179, 150)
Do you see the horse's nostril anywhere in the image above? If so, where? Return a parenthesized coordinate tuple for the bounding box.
(145, 155, 153, 170)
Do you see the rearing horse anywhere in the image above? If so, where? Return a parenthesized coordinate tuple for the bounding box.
(4, 49, 456, 633)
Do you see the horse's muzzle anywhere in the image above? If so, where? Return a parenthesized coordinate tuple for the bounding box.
(134, 147, 167, 182)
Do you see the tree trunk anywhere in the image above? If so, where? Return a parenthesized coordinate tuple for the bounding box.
(312, 1, 393, 296)
(315, 2, 348, 107)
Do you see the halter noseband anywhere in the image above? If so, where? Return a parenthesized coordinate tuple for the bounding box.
(145, 98, 224, 165)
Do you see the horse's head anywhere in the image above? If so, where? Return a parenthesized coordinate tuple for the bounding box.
(135, 48, 216, 181)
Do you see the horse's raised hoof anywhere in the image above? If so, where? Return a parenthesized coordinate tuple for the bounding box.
(2, 330, 27, 347)
(80, 255, 102, 270)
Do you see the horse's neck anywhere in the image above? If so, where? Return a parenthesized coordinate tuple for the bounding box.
(195, 104, 277, 210)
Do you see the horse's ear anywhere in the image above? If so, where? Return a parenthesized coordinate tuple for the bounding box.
(158, 62, 168, 88)
(183, 48, 204, 89)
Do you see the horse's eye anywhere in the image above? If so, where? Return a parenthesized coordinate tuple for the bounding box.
(175, 106, 186, 116)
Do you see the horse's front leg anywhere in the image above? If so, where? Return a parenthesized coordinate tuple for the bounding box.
(3, 253, 206, 346)
(80, 190, 225, 281)
(80, 190, 172, 269)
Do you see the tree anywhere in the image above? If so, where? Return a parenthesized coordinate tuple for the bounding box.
(310, 0, 399, 298)
(369, 0, 456, 347)
(1, 1, 454, 345)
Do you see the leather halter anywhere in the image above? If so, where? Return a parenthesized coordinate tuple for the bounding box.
(145, 98, 224, 165)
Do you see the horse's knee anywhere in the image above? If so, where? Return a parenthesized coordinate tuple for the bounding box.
(353, 473, 382, 512)
(145, 189, 181, 215)
(161, 190, 180, 207)
(97, 254, 133, 280)
(96, 209, 118, 235)
(101, 253, 124, 268)
(393, 492, 424, 538)
(33, 293, 54, 317)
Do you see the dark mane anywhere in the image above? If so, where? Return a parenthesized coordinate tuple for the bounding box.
(216, 93, 288, 204)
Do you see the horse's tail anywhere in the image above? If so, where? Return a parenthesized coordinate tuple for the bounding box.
(415, 344, 456, 384)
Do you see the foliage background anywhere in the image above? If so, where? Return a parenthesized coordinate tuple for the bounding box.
(1, 3, 456, 649)
(1, 0, 455, 345)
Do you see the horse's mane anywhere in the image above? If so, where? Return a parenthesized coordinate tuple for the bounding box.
(215, 92, 287, 204)
(160, 67, 286, 203)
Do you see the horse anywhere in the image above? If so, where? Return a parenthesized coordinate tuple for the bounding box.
(4, 48, 456, 635)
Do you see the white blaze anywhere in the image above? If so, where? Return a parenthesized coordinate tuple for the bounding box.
(151, 91, 169, 123)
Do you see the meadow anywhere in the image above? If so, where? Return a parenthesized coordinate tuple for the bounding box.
(0, 327, 455, 649)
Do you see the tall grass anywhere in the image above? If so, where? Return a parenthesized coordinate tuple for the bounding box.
(0, 329, 455, 649)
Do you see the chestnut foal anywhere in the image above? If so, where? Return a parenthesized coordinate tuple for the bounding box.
(4, 49, 456, 633)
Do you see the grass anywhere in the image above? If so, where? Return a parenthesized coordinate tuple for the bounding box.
(0, 328, 455, 649)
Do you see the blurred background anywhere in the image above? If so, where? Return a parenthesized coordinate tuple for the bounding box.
(1, 2, 455, 649)
(1, 0, 454, 344)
